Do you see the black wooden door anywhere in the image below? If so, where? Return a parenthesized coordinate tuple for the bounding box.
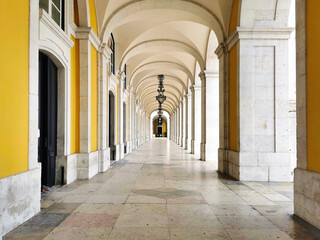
(38, 52, 58, 188)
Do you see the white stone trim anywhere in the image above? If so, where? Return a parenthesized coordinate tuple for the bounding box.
(40, 9, 74, 48)
(76, 27, 101, 50)
(109, 73, 118, 96)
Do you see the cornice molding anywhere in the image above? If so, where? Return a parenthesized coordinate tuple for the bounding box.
(40, 9, 74, 48)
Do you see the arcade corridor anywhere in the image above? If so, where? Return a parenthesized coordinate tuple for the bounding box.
(4, 139, 320, 240)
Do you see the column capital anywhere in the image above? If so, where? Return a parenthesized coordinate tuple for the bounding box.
(214, 41, 227, 59)
(190, 84, 201, 91)
(198, 71, 206, 81)
(76, 27, 100, 50)
(98, 42, 112, 60)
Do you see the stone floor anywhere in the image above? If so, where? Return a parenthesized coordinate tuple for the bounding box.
(4, 139, 320, 240)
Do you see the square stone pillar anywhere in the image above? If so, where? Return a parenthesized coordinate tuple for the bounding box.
(184, 94, 189, 150)
(117, 72, 124, 160)
(98, 43, 111, 172)
(199, 72, 206, 161)
(177, 105, 180, 145)
(294, 0, 320, 229)
(193, 85, 201, 155)
(215, 43, 229, 174)
(180, 100, 184, 147)
(190, 86, 195, 153)
(77, 28, 98, 179)
(225, 27, 294, 181)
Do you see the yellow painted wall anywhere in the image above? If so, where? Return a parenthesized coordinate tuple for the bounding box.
(70, 36, 80, 154)
(306, 1, 320, 173)
(229, 44, 238, 151)
(229, 0, 239, 36)
(89, 0, 98, 34)
(0, 1, 29, 178)
(91, 45, 98, 151)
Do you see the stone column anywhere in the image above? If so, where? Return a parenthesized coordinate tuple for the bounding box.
(98, 43, 111, 172)
(199, 71, 206, 161)
(77, 28, 99, 179)
(177, 106, 181, 145)
(193, 85, 201, 155)
(215, 43, 229, 173)
(190, 86, 195, 153)
(224, 28, 293, 181)
(187, 91, 192, 151)
(184, 94, 188, 150)
(180, 100, 184, 147)
(117, 72, 124, 160)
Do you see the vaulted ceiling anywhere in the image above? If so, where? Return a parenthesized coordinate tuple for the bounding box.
(95, 0, 233, 115)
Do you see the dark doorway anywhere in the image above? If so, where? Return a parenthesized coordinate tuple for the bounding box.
(109, 91, 116, 160)
(38, 52, 58, 188)
(123, 102, 127, 154)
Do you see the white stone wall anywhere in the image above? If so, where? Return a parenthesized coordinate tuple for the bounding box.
(0, 167, 41, 236)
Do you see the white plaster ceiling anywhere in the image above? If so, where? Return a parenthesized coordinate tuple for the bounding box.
(95, 0, 232, 115)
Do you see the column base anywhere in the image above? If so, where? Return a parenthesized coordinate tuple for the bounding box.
(218, 148, 227, 173)
(99, 148, 110, 173)
(294, 168, 320, 230)
(191, 140, 195, 154)
(184, 138, 188, 150)
(225, 150, 293, 181)
(200, 142, 206, 161)
(0, 166, 41, 237)
(181, 137, 184, 147)
(77, 151, 99, 179)
(56, 153, 78, 185)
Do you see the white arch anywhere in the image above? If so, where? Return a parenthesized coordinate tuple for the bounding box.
(101, 0, 226, 43)
(120, 39, 205, 71)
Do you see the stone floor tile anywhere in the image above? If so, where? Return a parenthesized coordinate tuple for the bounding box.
(86, 194, 128, 204)
(44, 203, 81, 214)
(217, 215, 278, 229)
(262, 193, 292, 202)
(168, 214, 223, 228)
(74, 203, 124, 214)
(43, 227, 112, 240)
(210, 204, 261, 216)
(170, 228, 232, 240)
(114, 213, 168, 227)
(167, 204, 213, 215)
(126, 195, 166, 204)
(122, 204, 167, 214)
(24, 213, 69, 227)
(4, 139, 320, 240)
(41, 199, 56, 209)
(253, 205, 289, 216)
(59, 194, 89, 203)
(108, 227, 170, 240)
(4, 226, 54, 240)
(59, 213, 118, 227)
(226, 229, 292, 240)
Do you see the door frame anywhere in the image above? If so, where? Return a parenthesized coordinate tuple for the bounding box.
(38, 49, 69, 185)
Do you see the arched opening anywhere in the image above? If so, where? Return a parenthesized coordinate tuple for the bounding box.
(38, 52, 58, 189)
(153, 116, 167, 138)
(109, 91, 116, 161)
